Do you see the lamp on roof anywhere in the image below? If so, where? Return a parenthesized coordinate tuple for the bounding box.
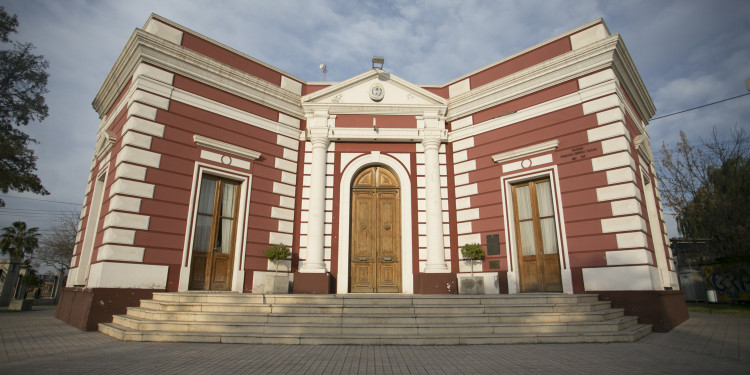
(372, 56, 384, 70)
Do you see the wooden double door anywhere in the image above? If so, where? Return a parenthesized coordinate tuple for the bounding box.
(511, 178, 563, 292)
(189, 176, 240, 291)
(350, 166, 401, 293)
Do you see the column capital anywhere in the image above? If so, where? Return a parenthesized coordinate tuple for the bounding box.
(421, 129, 445, 150)
(308, 128, 330, 148)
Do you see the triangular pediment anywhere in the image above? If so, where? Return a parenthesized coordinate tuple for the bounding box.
(302, 70, 446, 115)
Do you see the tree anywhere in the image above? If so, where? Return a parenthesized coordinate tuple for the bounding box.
(0, 220, 39, 306)
(0, 7, 50, 207)
(35, 210, 78, 273)
(658, 126, 750, 258)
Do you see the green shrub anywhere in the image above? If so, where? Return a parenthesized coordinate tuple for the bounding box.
(460, 243, 485, 275)
(265, 244, 291, 272)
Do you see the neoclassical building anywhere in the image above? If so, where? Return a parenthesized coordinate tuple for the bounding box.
(57, 14, 681, 330)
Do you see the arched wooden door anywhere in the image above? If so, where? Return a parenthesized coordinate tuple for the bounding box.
(350, 166, 401, 293)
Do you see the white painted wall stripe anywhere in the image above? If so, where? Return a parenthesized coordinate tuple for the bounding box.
(109, 195, 142, 213)
(96, 245, 146, 262)
(273, 182, 296, 197)
(600, 215, 647, 233)
(449, 78, 471, 98)
(128, 102, 158, 121)
(109, 179, 154, 199)
(102, 212, 150, 231)
(455, 183, 478, 198)
(121, 132, 153, 150)
(275, 157, 298, 173)
(596, 183, 641, 202)
(587, 122, 627, 142)
(122, 117, 166, 138)
(596, 107, 624, 125)
(616, 231, 648, 249)
(115, 146, 161, 168)
(115, 163, 148, 182)
(591, 151, 634, 172)
(582, 94, 620, 115)
(611, 199, 642, 216)
(271, 207, 295, 221)
(276, 134, 299, 151)
(605, 166, 636, 185)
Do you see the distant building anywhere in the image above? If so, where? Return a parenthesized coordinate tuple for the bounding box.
(57, 15, 680, 329)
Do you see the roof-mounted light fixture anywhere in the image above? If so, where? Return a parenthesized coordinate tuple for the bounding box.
(372, 56, 384, 70)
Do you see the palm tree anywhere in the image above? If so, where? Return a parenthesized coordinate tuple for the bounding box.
(0, 221, 39, 306)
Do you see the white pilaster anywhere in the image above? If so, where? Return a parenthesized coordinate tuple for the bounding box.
(422, 129, 449, 273)
(300, 113, 329, 273)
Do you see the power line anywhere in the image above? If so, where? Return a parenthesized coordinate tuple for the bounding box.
(0, 195, 81, 205)
(651, 92, 750, 121)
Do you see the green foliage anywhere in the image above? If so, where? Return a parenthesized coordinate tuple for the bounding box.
(461, 243, 485, 275)
(264, 244, 291, 273)
(0, 7, 50, 207)
(1, 221, 39, 260)
(264, 244, 291, 261)
(460, 243, 485, 261)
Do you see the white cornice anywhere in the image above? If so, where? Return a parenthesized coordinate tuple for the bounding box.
(147, 14, 305, 85)
(321, 127, 447, 143)
(446, 34, 655, 126)
(449, 81, 618, 142)
(441, 19, 606, 88)
(492, 140, 559, 164)
(446, 35, 620, 121)
(93, 30, 304, 120)
(171, 86, 302, 140)
(193, 135, 261, 160)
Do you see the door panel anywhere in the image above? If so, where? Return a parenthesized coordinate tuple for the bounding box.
(350, 166, 401, 293)
(189, 176, 240, 291)
(351, 190, 376, 292)
(512, 178, 563, 292)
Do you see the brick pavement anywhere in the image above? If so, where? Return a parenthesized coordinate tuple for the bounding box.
(0, 306, 747, 374)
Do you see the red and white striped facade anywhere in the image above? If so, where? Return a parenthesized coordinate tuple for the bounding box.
(66, 15, 677, 298)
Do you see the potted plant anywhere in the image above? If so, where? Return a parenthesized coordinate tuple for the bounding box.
(459, 243, 486, 295)
(263, 244, 291, 294)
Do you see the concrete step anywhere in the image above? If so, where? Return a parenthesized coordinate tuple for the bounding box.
(100, 292, 651, 345)
(149, 293, 601, 306)
(125, 306, 625, 324)
(99, 322, 652, 345)
(110, 313, 638, 336)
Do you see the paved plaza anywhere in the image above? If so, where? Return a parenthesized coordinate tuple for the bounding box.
(1, 306, 748, 374)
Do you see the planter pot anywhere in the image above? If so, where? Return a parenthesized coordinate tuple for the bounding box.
(264, 274, 290, 294)
(458, 276, 485, 295)
(9, 298, 34, 311)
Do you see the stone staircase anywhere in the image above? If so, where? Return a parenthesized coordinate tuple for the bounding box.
(98, 293, 651, 344)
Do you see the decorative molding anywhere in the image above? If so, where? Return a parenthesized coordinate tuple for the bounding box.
(446, 32, 655, 127)
(492, 139, 559, 164)
(193, 135, 261, 160)
(94, 130, 117, 161)
(93, 30, 304, 122)
(633, 134, 654, 164)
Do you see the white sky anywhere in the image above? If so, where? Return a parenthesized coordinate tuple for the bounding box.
(1, 0, 749, 241)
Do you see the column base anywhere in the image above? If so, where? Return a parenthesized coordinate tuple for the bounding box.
(414, 273, 457, 294)
(292, 273, 334, 294)
(588, 290, 688, 332)
(56, 287, 161, 331)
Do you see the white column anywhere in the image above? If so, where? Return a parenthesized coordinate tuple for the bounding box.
(422, 133, 449, 272)
(301, 127, 329, 273)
